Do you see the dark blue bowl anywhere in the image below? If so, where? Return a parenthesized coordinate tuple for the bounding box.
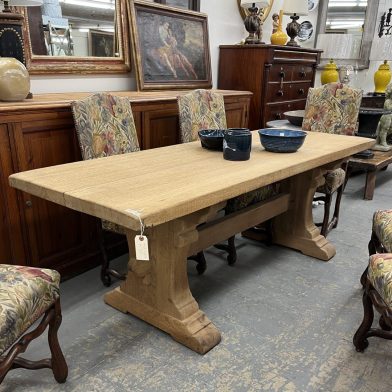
(258, 129, 307, 153)
(198, 129, 225, 151)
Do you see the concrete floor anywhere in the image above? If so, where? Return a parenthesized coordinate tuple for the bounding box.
(2, 170, 392, 392)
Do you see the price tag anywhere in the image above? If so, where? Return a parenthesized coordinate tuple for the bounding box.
(135, 235, 149, 261)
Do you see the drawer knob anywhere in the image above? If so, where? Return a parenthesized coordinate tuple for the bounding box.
(25, 200, 32, 208)
(279, 71, 286, 78)
(277, 89, 284, 97)
(298, 88, 305, 95)
(300, 69, 307, 78)
(275, 113, 282, 120)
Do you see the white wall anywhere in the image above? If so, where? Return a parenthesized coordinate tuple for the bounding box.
(30, 0, 391, 95)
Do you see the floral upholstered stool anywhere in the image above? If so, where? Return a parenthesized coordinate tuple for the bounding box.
(0, 265, 68, 385)
(353, 253, 392, 352)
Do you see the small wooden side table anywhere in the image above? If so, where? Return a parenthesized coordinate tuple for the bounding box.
(348, 150, 392, 200)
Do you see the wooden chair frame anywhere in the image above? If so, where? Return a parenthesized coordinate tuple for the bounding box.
(0, 298, 68, 384)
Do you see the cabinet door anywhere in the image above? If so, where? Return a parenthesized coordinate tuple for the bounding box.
(10, 112, 99, 272)
(142, 107, 179, 149)
(0, 124, 26, 265)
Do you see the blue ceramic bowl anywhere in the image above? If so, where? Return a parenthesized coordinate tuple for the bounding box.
(198, 129, 225, 151)
(258, 129, 307, 153)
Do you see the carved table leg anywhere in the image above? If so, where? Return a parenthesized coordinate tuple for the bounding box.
(273, 168, 336, 261)
(104, 206, 222, 354)
(364, 170, 376, 200)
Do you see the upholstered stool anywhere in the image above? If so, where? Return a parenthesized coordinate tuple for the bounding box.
(360, 209, 392, 286)
(0, 265, 68, 384)
(353, 253, 392, 352)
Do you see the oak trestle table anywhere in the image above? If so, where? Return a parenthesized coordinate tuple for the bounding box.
(9, 131, 374, 354)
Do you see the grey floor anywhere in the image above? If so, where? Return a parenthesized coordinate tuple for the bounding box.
(2, 171, 392, 392)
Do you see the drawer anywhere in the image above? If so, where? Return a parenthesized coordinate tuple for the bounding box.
(289, 83, 311, 101)
(264, 100, 306, 123)
(292, 66, 314, 82)
(265, 83, 291, 103)
(268, 64, 294, 82)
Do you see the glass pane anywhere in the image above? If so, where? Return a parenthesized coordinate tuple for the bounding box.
(165, 0, 189, 10)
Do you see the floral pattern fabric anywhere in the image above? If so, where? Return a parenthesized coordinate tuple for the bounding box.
(368, 253, 392, 308)
(373, 209, 392, 252)
(72, 93, 139, 234)
(317, 168, 346, 194)
(302, 83, 362, 136)
(71, 93, 140, 160)
(0, 265, 60, 355)
(178, 89, 227, 143)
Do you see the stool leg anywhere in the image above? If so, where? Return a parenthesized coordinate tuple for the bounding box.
(353, 285, 374, 352)
(48, 299, 68, 383)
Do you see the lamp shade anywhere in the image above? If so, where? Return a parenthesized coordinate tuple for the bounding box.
(241, 1, 270, 9)
(6, 0, 43, 5)
(282, 0, 308, 16)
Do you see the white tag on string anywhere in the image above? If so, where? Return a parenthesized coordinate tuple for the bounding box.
(125, 209, 149, 261)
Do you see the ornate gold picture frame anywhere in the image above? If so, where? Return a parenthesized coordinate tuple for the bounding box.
(128, 0, 212, 91)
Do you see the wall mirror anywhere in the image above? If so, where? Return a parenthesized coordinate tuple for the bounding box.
(21, 0, 130, 74)
(315, 0, 379, 69)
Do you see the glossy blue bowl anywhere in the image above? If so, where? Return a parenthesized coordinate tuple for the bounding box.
(258, 129, 307, 153)
(198, 129, 225, 151)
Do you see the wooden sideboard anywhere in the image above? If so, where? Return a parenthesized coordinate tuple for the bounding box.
(0, 90, 251, 278)
(218, 45, 322, 130)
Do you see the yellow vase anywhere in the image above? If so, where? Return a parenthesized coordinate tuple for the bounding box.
(321, 59, 339, 85)
(270, 10, 288, 46)
(374, 60, 391, 94)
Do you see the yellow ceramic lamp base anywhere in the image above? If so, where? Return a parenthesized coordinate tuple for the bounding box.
(374, 60, 391, 95)
(270, 10, 288, 46)
(321, 59, 339, 85)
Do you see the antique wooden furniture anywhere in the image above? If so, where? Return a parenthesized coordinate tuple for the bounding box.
(302, 83, 363, 237)
(10, 132, 373, 354)
(71, 93, 140, 286)
(218, 45, 322, 130)
(353, 253, 392, 352)
(348, 150, 392, 200)
(0, 265, 68, 384)
(0, 90, 250, 279)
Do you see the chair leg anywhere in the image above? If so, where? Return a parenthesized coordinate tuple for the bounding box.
(331, 184, 344, 229)
(48, 299, 68, 383)
(187, 252, 207, 275)
(227, 236, 237, 266)
(97, 223, 126, 287)
(320, 193, 332, 237)
(353, 284, 374, 352)
(379, 314, 392, 331)
(360, 267, 368, 288)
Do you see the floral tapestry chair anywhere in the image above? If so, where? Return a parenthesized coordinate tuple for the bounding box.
(71, 93, 140, 286)
(178, 89, 279, 273)
(0, 265, 68, 385)
(302, 83, 362, 237)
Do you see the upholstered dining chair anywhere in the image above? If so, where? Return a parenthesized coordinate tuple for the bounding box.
(71, 93, 140, 286)
(302, 82, 363, 237)
(0, 265, 68, 385)
(178, 89, 279, 273)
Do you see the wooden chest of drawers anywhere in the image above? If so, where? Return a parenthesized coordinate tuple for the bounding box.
(218, 45, 322, 130)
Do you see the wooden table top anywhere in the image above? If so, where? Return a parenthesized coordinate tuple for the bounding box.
(349, 149, 392, 168)
(0, 90, 252, 113)
(9, 132, 374, 231)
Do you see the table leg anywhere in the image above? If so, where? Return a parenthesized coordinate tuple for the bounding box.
(273, 168, 336, 261)
(364, 171, 376, 200)
(104, 205, 222, 354)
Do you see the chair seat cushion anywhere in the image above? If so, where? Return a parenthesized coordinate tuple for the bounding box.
(0, 265, 60, 355)
(373, 209, 392, 252)
(225, 183, 280, 214)
(316, 168, 346, 194)
(368, 253, 392, 308)
(102, 219, 126, 235)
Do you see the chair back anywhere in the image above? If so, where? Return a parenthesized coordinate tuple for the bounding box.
(178, 89, 227, 143)
(302, 83, 362, 136)
(71, 93, 140, 160)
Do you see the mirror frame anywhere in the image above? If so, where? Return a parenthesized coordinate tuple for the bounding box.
(316, 0, 379, 70)
(237, 0, 275, 22)
(21, 0, 131, 74)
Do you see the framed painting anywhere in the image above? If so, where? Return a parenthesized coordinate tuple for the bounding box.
(88, 29, 115, 57)
(128, 0, 212, 90)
